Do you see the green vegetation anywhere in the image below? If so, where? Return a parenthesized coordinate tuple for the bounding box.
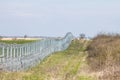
(86, 34, 120, 80)
(0, 40, 94, 80)
(0, 40, 36, 44)
(1, 34, 120, 80)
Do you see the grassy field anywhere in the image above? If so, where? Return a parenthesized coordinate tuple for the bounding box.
(0, 40, 37, 44)
(0, 40, 95, 80)
(1, 34, 120, 80)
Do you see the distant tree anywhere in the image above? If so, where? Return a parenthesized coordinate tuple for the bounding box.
(24, 35, 27, 38)
(79, 33, 85, 39)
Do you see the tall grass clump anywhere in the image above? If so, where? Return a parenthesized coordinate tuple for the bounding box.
(86, 33, 120, 80)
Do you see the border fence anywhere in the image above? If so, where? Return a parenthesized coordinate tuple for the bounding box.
(0, 32, 74, 71)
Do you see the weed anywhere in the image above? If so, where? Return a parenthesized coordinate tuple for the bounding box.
(86, 33, 120, 80)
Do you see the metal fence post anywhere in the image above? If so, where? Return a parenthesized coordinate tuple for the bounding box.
(2, 46, 5, 62)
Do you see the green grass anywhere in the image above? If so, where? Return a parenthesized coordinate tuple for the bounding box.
(0, 40, 36, 44)
(0, 40, 94, 80)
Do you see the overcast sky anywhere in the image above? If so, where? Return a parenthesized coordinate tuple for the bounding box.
(0, 0, 120, 37)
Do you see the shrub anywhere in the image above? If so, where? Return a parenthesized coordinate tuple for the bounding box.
(86, 33, 120, 79)
(86, 34, 120, 70)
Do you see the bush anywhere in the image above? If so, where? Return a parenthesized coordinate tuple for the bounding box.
(87, 34, 120, 70)
(86, 33, 120, 79)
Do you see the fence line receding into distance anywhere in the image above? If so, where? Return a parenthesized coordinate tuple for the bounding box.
(0, 32, 74, 71)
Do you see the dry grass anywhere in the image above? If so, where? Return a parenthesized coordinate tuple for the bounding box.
(86, 33, 120, 80)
